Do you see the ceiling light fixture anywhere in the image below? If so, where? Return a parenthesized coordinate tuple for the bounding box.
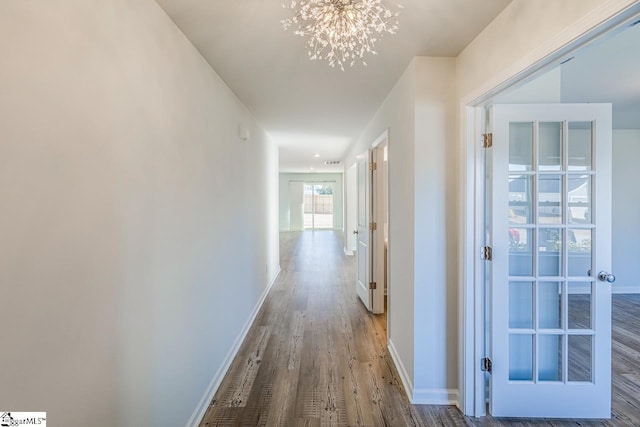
(314, 153, 321, 157)
(281, 0, 401, 71)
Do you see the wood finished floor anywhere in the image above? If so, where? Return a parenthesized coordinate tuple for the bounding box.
(200, 231, 640, 426)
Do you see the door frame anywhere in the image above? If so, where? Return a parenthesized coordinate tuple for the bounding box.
(371, 130, 389, 315)
(459, 5, 640, 417)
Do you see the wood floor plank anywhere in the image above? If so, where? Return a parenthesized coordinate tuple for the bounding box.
(200, 231, 640, 427)
(217, 326, 270, 408)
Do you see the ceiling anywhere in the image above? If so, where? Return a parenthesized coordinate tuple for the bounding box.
(155, 0, 512, 172)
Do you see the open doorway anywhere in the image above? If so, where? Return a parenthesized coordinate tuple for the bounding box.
(372, 141, 389, 313)
(466, 12, 640, 420)
(354, 131, 390, 315)
(304, 183, 335, 229)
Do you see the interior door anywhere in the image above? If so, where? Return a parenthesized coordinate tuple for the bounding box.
(356, 150, 373, 311)
(489, 104, 613, 418)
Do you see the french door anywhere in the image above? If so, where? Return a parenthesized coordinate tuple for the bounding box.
(489, 104, 613, 418)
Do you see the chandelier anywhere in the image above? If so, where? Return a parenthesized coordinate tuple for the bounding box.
(281, 0, 401, 71)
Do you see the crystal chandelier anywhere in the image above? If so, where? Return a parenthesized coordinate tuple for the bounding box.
(281, 0, 401, 71)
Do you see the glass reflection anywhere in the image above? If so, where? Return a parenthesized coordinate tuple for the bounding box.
(538, 175, 562, 224)
(510, 122, 533, 171)
(539, 122, 562, 171)
(509, 175, 532, 224)
(568, 122, 593, 171)
(539, 228, 562, 276)
(510, 228, 533, 277)
(568, 175, 591, 225)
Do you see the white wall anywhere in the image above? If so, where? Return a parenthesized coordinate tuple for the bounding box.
(288, 181, 305, 231)
(344, 57, 457, 403)
(412, 57, 458, 401)
(495, 67, 562, 104)
(0, 2, 279, 426)
(279, 173, 344, 231)
(344, 60, 416, 393)
(613, 130, 640, 293)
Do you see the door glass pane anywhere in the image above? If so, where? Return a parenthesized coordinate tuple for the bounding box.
(538, 175, 562, 224)
(539, 228, 562, 276)
(304, 184, 314, 228)
(568, 175, 591, 225)
(509, 122, 533, 171)
(568, 335, 593, 382)
(538, 282, 562, 329)
(568, 282, 592, 329)
(509, 228, 532, 276)
(509, 334, 533, 381)
(539, 335, 563, 381)
(509, 175, 532, 224)
(568, 122, 593, 171)
(510, 282, 533, 329)
(313, 184, 334, 229)
(539, 122, 562, 171)
(568, 229, 592, 277)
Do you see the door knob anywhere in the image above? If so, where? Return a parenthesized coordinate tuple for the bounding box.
(598, 271, 616, 283)
(353, 230, 359, 235)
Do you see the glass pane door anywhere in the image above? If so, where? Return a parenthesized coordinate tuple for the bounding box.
(490, 104, 612, 418)
(304, 183, 334, 229)
(508, 121, 595, 384)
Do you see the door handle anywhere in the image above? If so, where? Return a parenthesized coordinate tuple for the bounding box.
(598, 271, 616, 283)
(353, 230, 359, 235)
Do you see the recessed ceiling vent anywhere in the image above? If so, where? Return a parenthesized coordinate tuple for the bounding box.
(324, 160, 341, 165)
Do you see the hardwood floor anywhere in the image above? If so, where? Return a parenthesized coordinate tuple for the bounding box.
(200, 231, 640, 426)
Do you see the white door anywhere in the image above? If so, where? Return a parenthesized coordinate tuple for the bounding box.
(489, 104, 613, 418)
(356, 150, 373, 311)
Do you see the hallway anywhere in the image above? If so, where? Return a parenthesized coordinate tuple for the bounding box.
(200, 231, 640, 426)
(200, 231, 451, 425)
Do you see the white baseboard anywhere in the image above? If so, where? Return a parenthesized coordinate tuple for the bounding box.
(412, 388, 459, 405)
(387, 339, 413, 401)
(613, 285, 640, 294)
(387, 340, 458, 406)
(344, 246, 355, 256)
(185, 266, 281, 427)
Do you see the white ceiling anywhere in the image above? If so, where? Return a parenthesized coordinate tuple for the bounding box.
(155, 0, 512, 172)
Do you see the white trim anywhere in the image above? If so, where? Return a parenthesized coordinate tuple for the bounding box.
(613, 286, 640, 294)
(459, 105, 489, 416)
(344, 246, 355, 256)
(412, 389, 459, 406)
(185, 266, 282, 427)
(371, 128, 389, 149)
(387, 339, 413, 401)
(459, 2, 640, 417)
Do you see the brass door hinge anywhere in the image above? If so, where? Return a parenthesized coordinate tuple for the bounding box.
(483, 133, 493, 148)
(369, 162, 377, 171)
(481, 357, 492, 374)
(369, 282, 377, 290)
(369, 222, 377, 231)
